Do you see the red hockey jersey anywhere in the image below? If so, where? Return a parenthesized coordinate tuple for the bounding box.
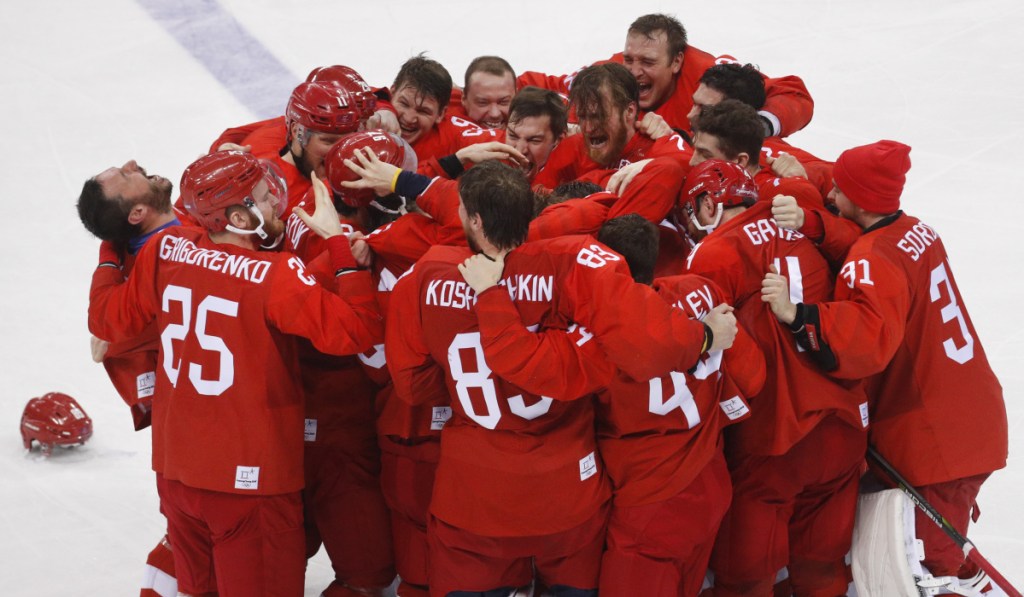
(813, 213, 1007, 485)
(597, 275, 765, 506)
(685, 201, 867, 455)
(387, 236, 708, 535)
(89, 228, 382, 495)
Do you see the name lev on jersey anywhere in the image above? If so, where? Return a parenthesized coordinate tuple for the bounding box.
(159, 234, 271, 283)
(425, 273, 555, 310)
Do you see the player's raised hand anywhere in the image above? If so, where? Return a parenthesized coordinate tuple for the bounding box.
(341, 147, 401, 197)
(366, 109, 400, 135)
(703, 303, 737, 351)
(458, 250, 509, 293)
(761, 265, 798, 324)
(293, 174, 344, 239)
(455, 142, 528, 169)
(771, 195, 805, 231)
(349, 232, 374, 268)
(765, 152, 807, 179)
(636, 112, 672, 139)
(606, 158, 652, 196)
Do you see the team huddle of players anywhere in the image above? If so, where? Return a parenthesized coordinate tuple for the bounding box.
(77, 12, 1009, 597)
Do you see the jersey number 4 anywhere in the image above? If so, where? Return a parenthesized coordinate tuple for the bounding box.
(160, 285, 238, 395)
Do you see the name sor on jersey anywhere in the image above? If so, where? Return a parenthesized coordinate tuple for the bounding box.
(743, 217, 806, 246)
(896, 221, 939, 262)
(159, 235, 271, 283)
(425, 274, 555, 310)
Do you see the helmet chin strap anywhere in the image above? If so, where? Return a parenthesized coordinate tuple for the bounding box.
(370, 195, 408, 216)
(225, 198, 276, 243)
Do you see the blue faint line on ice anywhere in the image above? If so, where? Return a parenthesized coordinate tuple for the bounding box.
(135, 0, 297, 119)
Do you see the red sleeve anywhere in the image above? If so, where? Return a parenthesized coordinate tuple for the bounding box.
(415, 177, 462, 228)
(208, 117, 281, 153)
(815, 241, 909, 379)
(365, 213, 466, 274)
(385, 269, 452, 406)
(414, 128, 503, 178)
(801, 209, 863, 269)
(560, 239, 706, 381)
(606, 157, 687, 222)
(527, 195, 611, 240)
(265, 251, 383, 356)
(473, 286, 613, 399)
(516, 72, 571, 98)
(89, 246, 161, 344)
(759, 174, 824, 211)
(761, 74, 815, 137)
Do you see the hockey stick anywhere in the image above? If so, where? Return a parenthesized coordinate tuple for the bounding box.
(866, 446, 1022, 597)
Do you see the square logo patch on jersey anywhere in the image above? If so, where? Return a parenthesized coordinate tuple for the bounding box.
(304, 418, 317, 442)
(719, 396, 750, 421)
(431, 406, 452, 431)
(136, 371, 156, 399)
(579, 452, 598, 481)
(235, 466, 260, 490)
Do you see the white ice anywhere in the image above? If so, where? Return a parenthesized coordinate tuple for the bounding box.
(1, 1, 1021, 594)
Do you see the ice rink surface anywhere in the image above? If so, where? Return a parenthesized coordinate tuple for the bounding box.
(1, 0, 1021, 594)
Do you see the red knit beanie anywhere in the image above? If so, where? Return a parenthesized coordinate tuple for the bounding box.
(833, 140, 911, 214)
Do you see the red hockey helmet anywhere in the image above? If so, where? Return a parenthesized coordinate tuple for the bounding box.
(324, 131, 418, 208)
(180, 151, 286, 235)
(306, 65, 378, 119)
(21, 392, 93, 455)
(286, 81, 363, 140)
(679, 159, 758, 232)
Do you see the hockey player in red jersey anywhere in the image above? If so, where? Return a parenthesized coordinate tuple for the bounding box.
(453, 214, 752, 597)
(77, 159, 189, 597)
(388, 55, 487, 163)
(447, 55, 518, 130)
(88, 151, 382, 596)
(690, 100, 826, 212)
(679, 160, 868, 596)
(203, 73, 375, 218)
(387, 161, 737, 596)
(619, 13, 813, 137)
(532, 63, 690, 190)
(417, 86, 564, 184)
(687, 63, 835, 199)
(593, 216, 766, 597)
(761, 141, 1008, 594)
(281, 131, 418, 597)
(525, 13, 813, 138)
(210, 64, 385, 155)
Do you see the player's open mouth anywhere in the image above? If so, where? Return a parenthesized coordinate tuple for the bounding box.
(587, 134, 608, 149)
(482, 119, 504, 129)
